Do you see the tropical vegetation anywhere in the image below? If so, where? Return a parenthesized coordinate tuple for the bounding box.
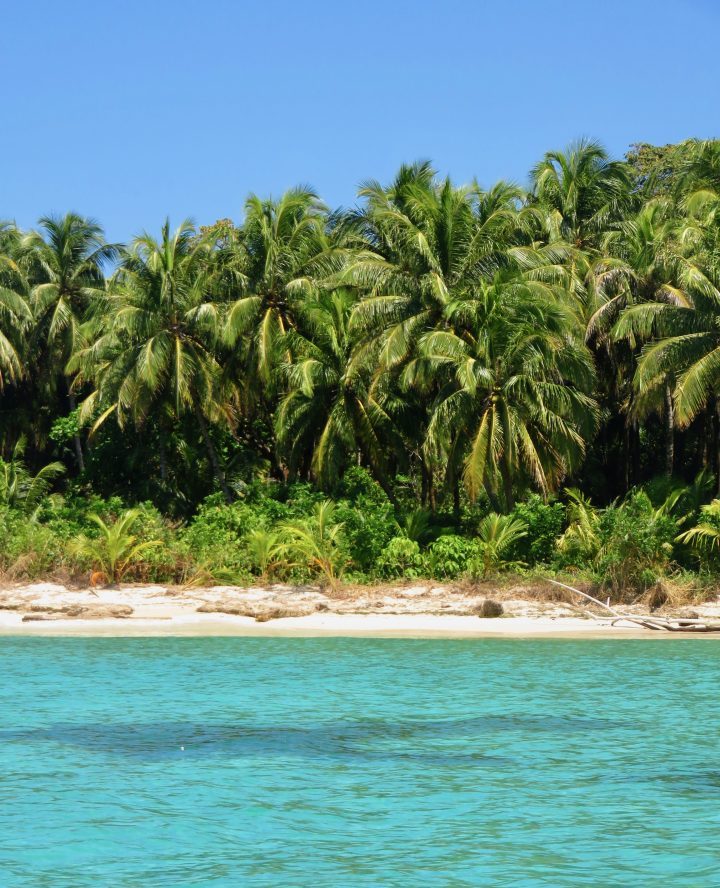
(3, 137, 720, 598)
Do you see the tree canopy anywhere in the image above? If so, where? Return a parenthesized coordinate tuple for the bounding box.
(2, 138, 720, 516)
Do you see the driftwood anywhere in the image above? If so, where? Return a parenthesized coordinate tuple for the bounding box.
(547, 579, 720, 633)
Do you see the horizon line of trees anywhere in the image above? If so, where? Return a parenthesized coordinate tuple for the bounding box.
(1, 136, 720, 517)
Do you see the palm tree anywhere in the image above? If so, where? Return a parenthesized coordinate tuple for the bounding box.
(415, 278, 597, 509)
(276, 288, 401, 500)
(473, 512, 528, 578)
(70, 508, 160, 585)
(0, 437, 65, 518)
(344, 165, 536, 508)
(680, 139, 720, 195)
(346, 164, 527, 369)
(608, 198, 720, 477)
(20, 213, 117, 470)
(588, 199, 700, 475)
(244, 528, 289, 579)
(0, 222, 31, 392)
(222, 188, 342, 388)
(557, 488, 602, 563)
(531, 139, 634, 251)
(677, 499, 720, 553)
(71, 219, 235, 501)
(530, 143, 636, 495)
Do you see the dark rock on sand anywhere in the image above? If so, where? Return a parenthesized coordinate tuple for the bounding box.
(475, 599, 504, 618)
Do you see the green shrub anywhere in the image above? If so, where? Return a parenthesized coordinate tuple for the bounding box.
(427, 534, 479, 579)
(337, 466, 380, 501)
(178, 496, 266, 581)
(596, 491, 678, 598)
(48, 494, 128, 538)
(508, 495, 564, 565)
(377, 537, 424, 579)
(334, 470, 398, 572)
(0, 507, 65, 578)
(278, 483, 325, 520)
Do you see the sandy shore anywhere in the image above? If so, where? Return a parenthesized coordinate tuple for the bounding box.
(0, 581, 718, 638)
(0, 611, 698, 638)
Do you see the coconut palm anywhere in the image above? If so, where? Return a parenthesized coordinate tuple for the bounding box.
(19, 214, 117, 470)
(346, 164, 528, 369)
(276, 288, 401, 499)
(222, 188, 343, 388)
(531, 139, 634, 250)
(472, 512, 528, 578)
(0, 222, 31, 390)
(244, 529, 289, 579)
(344, 166, 541, 509)
(416, 278, 598, 509)
(71, 219, 235, 501)
(679, 140, 720, 195)
(588, 199, 708, 475)
(592, 200, 696, 333)
(557, 488, 602, 563)
(677, 499, 720, 552)
(607, 199, 720, 477)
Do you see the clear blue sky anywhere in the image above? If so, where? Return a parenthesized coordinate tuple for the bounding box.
(2, 0, 718, 243)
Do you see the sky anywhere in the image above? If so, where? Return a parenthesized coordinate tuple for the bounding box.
(1, 0, 719, 243)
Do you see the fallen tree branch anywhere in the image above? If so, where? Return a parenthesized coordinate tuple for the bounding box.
(547, 580, 624, 617)
(547, 579, 720, 633)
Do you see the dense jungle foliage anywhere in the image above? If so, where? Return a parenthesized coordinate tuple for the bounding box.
(3, 137, 720, 597)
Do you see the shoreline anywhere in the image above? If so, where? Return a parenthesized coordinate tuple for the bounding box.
(0, 612, 716, 639)
(1, 581, 719, 639)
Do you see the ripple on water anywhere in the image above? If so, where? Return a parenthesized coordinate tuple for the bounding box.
(0, 637, 718, 887)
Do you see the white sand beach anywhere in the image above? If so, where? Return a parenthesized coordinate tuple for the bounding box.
(1, 581, 718, 637)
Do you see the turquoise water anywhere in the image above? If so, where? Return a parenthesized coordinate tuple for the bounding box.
(1, 639, 718, 887)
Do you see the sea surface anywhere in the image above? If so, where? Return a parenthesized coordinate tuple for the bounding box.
(0, 638, 718, 887)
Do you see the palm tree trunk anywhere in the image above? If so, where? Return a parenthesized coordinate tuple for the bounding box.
(365, 456, 397, 507)
(159, 436, 167, 482)
(665, 384, 674, 478)
(354, 440, 397, 504)
(65, 383, 84, 473)
(501, 460, 514, 512)
(715, 401, 720, 496)
(428, 468, 437, 513)
(622, 420, 630, 494)
(632, 420, 640, 486)
(486, 488, 503, 513)
(705, 411, 713, 475)
(192, 398, 233, 503)
(379, 474, 398, 507)
(447, 439, 461, 522)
